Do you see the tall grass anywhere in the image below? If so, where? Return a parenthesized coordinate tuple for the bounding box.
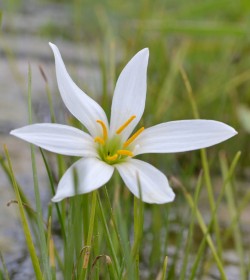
(1, 0, 250, 279)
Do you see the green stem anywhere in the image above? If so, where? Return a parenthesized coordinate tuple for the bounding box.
(97, 192, 120, 277)
(180, 183, 227, 279)
(180, 66, 222, 257)
(28, 65, 51, 279)
(4, 146, 43, 279)
(81, 191, 97, 279)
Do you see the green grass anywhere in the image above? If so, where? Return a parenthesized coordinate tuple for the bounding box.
(1, 0, 250, 279)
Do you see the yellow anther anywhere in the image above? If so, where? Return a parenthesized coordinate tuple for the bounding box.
(117, 150, 134, 157)
(123, 127, 144, 148)
(116, 115, 136, 134)
(94, 137, 105, 145)
(106, 154, 118, 161)
(96, 120, 108, 140)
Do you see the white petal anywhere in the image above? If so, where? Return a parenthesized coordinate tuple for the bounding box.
(116, 159, 175, 204)
(132, 120, 237, 155)
(52, 157, 114, 202)
(49, 43, 108, 137)
(110, 48, 149, 140)
(10, 123, 97, 157)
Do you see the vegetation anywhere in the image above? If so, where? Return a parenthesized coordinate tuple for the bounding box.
(1, 0, 250, 279)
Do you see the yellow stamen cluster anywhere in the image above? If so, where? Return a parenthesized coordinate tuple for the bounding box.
(94, 115, 144, 163)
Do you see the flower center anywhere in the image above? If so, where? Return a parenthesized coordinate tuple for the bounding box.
(94, 116, 144, 164)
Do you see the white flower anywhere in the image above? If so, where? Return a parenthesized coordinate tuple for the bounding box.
(10, 43, 237, 204)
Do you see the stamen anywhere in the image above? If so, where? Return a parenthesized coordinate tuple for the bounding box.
(123, 127, 144, 148)
(117, 150, 133, 157)
(116, 115, 136, 134)
(94, 137, 105, 145)
(96, 120, 108, 140)
(106, 154, 118, 161)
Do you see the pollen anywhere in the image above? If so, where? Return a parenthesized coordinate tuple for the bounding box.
(106, 154, 118, 161)
(94, 137, 105, 145)
(116, 115, 136, 134)
(97, 120, 108, 140)
(123, 127, 144, 148)
(117, 150, 133, 157)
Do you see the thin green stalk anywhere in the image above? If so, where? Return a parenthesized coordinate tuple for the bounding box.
(162, 205, 170, 264)
(104, 186, 123, 251)
(28, 65, 51, 279)
(93, 215, 100, 280)
(103, 186, 124, 256)
(71, 171, 84, 279)
(206, 151, 241, 236)
(223, 190, 250, 242)
(103, 185, 133, 278)
(54, 243, 64, 272)
(64, 200, 75, 279)
(116, 203, 134, 280)
(0, 155, 34, 218)
(200, 149, 222, 256)
(180, 183, 227, 280)
(219, 152, 246, 280)
(72, 195, 84, 279)
(132, 191, 144, 280)
(106, 255, 116, 280)
(82, 193, 90, 244)
(161, 256, 168, 280)
(179, 172, 203, 280)
(47, 217, 56, 279)
(81, 191, 97, 279)
(132, 196, 144, 260)
(40, 148, 66, 240)
(4, 146, 43, 279)
(189, 151, 241, 277)
(180, 66, 222, 258)
(167, 206, 188, 279)
(189, 236, 207, 280)
(0, 251, 10, 280)
(97, 192, 120, 277)
(132, 175, 144, 262)
(38, 65, 66, 180)
(150, 205, 163, 271)
(39, 65, 56, 123)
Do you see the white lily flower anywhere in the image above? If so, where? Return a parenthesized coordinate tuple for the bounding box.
(10, 43, 237, 204)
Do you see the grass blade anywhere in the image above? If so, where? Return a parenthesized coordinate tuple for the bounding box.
(179, 180, 227, 279)
(4, 146, 43, 279)
(28, 65, 51, 279)
(97, 192, 120, 278)
(0, 250, 10, 280)
(219, 152, 246, 279)
(180, 66, 222, 257)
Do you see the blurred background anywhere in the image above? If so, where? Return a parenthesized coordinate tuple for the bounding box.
(0, 0, 250, 279)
